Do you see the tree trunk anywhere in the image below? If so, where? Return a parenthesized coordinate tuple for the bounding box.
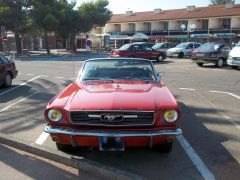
(44, 31, 50, 55)
(70, 33, 76, 52)
(15, 32, 22, 54)
(33, 36, 39, 50)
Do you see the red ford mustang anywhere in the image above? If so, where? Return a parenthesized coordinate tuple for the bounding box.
(44, 58, 182, 152)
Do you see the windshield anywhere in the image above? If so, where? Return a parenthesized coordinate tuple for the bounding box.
(152, 43, 164, 49)
(119, 44, 131, 50)
(236, 41, 240, 47)
(78, 59, 156, 82)
(176, 43, 188, 48)
(199, 43, 221, 51)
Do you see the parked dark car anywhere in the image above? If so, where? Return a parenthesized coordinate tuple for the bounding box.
(152, 42, 176, 52)
(191, 42, 231, 67)
(0, 54, 18, 88)
(110, 43, 167, 61)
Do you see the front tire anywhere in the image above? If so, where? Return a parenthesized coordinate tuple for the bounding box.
(197, 62, 204, 67)
(153, 141, 173, 153)
(3, 72, 12, 88)
(56, 143, 73, 152)
(178, 52, 184, 58)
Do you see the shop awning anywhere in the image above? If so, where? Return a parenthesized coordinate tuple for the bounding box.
(165, 35, 187, 39)
(191, 34, 210, 38)
(213, 33, 235, 38)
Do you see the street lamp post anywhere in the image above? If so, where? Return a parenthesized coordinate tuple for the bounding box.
(181, 24, 196, 42)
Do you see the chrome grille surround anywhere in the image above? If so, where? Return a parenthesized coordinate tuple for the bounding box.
(69, 110, 155, 126)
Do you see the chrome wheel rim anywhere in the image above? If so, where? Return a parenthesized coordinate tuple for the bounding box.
(158, 55, 163, 61)
(5, 74, 12, 86)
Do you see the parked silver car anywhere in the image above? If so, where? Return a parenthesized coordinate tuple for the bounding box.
(227, 42, 240, 69)
(167, 42, 201, 58)
(152, 42, 176, 52)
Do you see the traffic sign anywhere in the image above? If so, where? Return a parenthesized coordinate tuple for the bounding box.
(2, 36, 8, 43)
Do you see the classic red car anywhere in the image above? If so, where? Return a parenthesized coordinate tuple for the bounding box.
(110, 43, 167, 62)
(44, 58, 182, 152)
(0, 54, 18, 88)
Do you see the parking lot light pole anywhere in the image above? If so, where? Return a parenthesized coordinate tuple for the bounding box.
(181, 24, 196, 42)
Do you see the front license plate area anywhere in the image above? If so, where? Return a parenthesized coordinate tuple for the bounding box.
(99, 137, 124, 151)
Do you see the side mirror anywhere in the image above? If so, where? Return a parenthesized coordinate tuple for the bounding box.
(157, 72, 165, 82)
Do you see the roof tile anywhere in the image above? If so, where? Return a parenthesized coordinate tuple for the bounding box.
(109, 4, 240, 23)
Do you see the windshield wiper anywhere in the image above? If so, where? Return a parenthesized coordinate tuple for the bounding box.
(82, 78, 114, 82)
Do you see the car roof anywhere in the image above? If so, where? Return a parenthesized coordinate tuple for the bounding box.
(132, 42, 149, 44)
(202, 42, 229, 45)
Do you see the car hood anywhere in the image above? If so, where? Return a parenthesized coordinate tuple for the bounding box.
(230, 47, 240, 57)
(64, 82, 178, 111)
(167, 48, 182, 53)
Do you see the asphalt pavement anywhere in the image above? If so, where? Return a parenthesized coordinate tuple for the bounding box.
(0, 55, 240, 179)
(0, 144, 97, 180)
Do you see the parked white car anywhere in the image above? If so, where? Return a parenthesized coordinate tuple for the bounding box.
(227, 42, 240, 69)
(167, 42, 201, 58)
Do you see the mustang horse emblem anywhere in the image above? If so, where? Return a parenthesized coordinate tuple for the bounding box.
(101, 114, 123, 122)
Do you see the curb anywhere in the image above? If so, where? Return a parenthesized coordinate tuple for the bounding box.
(0, 132, 142, 180)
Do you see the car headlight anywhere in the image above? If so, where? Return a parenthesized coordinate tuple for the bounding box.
(47, 109, 62, 122)
(228, 55, 232, 60)
(164, 110, 178, 123)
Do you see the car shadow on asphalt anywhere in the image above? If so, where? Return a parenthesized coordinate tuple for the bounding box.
(0, 85, 32, 104)
(0, 144, 81, 179)
(198, 64, 240, 71)
(177, 102, 240, 179)
(59, 101, 240, 179)
(153, 60, 174, 65)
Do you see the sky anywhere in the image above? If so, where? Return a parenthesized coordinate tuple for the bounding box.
(75, 0, 240, 14)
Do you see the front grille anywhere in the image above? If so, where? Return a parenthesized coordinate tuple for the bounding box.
(233, 57, 240, 61)
(70, 111, 155, 126)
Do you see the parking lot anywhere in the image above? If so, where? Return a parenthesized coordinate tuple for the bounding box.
(0, 56, 240, 179)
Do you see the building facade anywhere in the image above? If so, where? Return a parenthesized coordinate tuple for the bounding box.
(103, 3, 240, 48)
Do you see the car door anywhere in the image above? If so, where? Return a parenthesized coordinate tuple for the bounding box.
(185, 43, 194, 56)
(142, 44, 155, 59)
(0, 56, 7, 82)
(131, 44, 145, 58)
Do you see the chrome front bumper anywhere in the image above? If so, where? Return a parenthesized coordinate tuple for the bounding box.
(44, 125, 182, 137)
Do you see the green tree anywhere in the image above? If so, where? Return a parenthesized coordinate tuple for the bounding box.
(0, 0, 29, 54)
(54, 0, 80, 51)
(210, 0, 235, 4)
(56, 0, 112, 51)
(31, 0, 59, 55)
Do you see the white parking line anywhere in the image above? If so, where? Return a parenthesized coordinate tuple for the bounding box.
(0, 91, 39, 113)
(177, 135, 216, 180)
(203, 91, 240, 131)
(212, 69, 225, 72)
(210, 91, 240, 100)
(55, 76, 65, 79)
(0, 75, 42, 96)
(27, 73, 34, 76)
(35, 131, 49, 145)
(179, 88, 196, 91)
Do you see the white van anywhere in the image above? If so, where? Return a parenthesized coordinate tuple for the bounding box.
(227, 42, 240, 69)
